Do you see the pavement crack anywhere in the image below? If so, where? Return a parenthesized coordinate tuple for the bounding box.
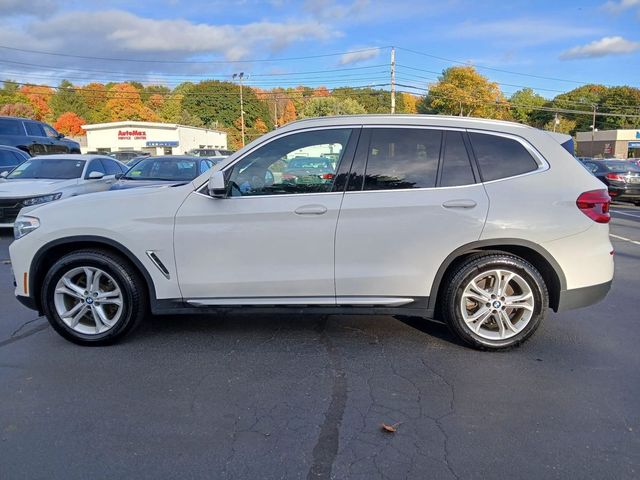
(0, 317, 48, 348)
(307, 316, 348, 480)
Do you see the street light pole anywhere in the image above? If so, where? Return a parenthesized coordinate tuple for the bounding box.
(233, 72, 246, 147)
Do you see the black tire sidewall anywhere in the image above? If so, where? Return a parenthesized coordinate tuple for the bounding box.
(446, 255, 548, 350)
(41, 251, 142, 345)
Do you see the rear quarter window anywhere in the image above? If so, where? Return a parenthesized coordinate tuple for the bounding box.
(0, 119, 24, 135)
(469, 132, 539, 182)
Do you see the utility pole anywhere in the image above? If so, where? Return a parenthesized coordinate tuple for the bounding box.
(274, 96, 278, 128)
(233, 72, 246, 147)
(591, 104, 597, 157)
(390, 47, 396, 114)
(553, 112, 558, 132)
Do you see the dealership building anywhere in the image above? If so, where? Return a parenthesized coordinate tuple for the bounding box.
(82, 121, 228, 156)
(576, 128, 640, 159)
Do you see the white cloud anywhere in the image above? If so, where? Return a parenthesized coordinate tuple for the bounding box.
(603, 0, 640, 13)
(449, 18, 599, 46)
(304, 0, 369, 21)
(339, 47, 380, 65)
(0, 0, 57, 17)
(560, 36, 640, 59)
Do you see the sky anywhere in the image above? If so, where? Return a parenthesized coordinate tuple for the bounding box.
(0, 0, 639, 99)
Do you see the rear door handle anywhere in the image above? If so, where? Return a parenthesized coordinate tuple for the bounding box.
(295, 204, 327, 215)
(442, 199, 477, 209)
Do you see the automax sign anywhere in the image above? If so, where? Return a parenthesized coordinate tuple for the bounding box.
(629, 141, 640, 148)
(118, 130, 147, 140)
(146, 141, 179, 147)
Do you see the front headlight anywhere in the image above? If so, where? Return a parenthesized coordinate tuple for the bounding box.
(13, 216, 40, 240)
(22, 193, 62, 207)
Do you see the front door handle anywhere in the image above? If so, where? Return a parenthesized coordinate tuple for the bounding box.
(442, 199, 477, 209)
(295, 204, 327, 215)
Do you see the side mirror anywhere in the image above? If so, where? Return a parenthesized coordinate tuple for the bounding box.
(115, 173, 124, 180)
(57, 133, 65, 139)
(88, 171, 105, 179)
(0, 171, 8, 178)
(207, 170, 227, 198)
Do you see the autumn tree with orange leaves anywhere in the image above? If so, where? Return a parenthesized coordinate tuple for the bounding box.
(53, 112, 86, 136)
(18, 85, 54, 121)
(105, 83, 159, 122)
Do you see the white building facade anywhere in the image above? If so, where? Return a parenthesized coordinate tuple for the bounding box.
(82, 121, 227, 155)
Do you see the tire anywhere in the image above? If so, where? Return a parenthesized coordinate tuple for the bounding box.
(41, 249, 147, 346)
(442, 253, 548, 350)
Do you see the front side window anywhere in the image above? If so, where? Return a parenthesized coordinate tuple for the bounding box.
(125, 158, 199, 181)
(86, 159, 106, 178)
(364, 128, 442, 190)
(7, 159, 86, 179)
(43, 125, 59, 138)
(469, 132, 539, 182)
(101, 159, 124, 175)
(227, 129, 352, 196)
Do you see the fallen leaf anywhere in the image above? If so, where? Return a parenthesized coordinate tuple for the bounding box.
(382, 422, 401, 433)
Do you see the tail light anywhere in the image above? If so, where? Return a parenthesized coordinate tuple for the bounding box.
(321, 173, 335, 180)
(605, 173, 625, 182)
(576, 189, 611, 224)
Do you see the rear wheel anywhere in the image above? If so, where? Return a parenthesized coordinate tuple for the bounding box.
(442, 253, 548, 350)
(41, 250, 147, 346)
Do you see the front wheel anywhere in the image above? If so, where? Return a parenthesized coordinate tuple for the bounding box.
(41, 249, 147, 346)
(442, 253, 548, 350)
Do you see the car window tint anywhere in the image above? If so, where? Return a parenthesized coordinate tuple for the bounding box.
(43, 125, 59, 138)
(24, 122, 45, 137)
(469, 132, 539, 182)
(440, 131, 475, 187)
(0, 150, 19, 167)
(227, 128, 352, 196)
(100, 159, 123, 176)
(364, 128, 441, 190)
(0, 119, 23, 135)
(86, 159, 106, 178)
(7, 159, 85, 179)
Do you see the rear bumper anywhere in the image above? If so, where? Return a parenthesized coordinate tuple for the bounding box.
(556, 280, 612, 312)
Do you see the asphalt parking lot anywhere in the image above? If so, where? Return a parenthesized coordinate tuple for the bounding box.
(0, 207, 638, 480)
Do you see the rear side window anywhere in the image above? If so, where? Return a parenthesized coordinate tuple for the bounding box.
(0, 150, 20, 167)
(0, 119, 24, 135)
(469, 132, 539, 182)
(440, 131, 475, 187)
(24, 122, 45, 136)
(364, 128, 442, 190)
(86, 159, 106, 178)
(100, 159, 124, 175)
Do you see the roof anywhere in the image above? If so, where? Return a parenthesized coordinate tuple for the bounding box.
(81, 120, 226, 135)
(29, 154, 113, 160)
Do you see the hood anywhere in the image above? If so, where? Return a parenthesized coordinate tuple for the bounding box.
(110, 179, 188, 191)
(0, 178, 78, 198)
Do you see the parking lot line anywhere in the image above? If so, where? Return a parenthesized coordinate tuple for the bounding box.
(610, 210, 640, 219)
(610, 233, 640, 246)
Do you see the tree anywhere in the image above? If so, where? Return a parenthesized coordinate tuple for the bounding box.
(509, 88, 547, 126)
(18, 85, 54, 121)
(279, 99, 297, 124)
(50, 80, 88, 119)
(544, 115, 576, 135)
(400, 93, 419, 114)
(303, 97, 366, 117)
(0, 103, 35, 118)
(54, 112, 86, 136)
(417, 66, 510, 120)
(78, 83, 109, 123)
(159, 94, 184, 123)
(105, 83, 158, 122)
(599, 86, 640, 129)
(0, 80, 28, 107)
(551, 84, 607, 132)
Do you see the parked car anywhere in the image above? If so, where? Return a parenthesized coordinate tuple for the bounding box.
(188, 148, 233, 158)
(0, 145, 30, 173)
(0, 154, 126, 226)
(9, 115, 613, 349)
(282, 157, 335, 186)
(0, 116, 81, 156)
(580, 159, 640, 205)
(108, 151, 150, 163)
(110, 156, 214, 191)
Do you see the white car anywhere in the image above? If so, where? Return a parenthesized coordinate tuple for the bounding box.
(9, 115, 614, 349)
(0, 154, 127, 227)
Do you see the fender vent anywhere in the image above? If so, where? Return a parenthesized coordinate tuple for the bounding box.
(145, 251, 170, 279)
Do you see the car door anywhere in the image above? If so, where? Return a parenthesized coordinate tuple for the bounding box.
(174, 127, 359, 303)
(42, 124, 68, 153)
(23, 121, 49, 155)
(334, 128, 490, 304)
(80, 159, 111, 194)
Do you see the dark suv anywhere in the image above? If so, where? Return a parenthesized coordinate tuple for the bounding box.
(0, 116, 81, 156)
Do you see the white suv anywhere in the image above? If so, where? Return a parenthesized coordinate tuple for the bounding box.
(9, 115, 614, 349)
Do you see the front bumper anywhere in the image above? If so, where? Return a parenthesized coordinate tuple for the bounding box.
(556, 280, 612, 312)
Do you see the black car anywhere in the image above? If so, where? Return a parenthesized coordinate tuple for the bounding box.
(0, 116, 81, 156)
(110, 155, 215, 190)
(0, 145, 30, 173)
(108, 151, 150, 163)
(581, 159, 640, 205)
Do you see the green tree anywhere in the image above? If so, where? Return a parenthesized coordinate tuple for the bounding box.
(551, 84, 607, 132)
(509, 88, 547, 126)
(50, 80, 89, 118)
(599, 86, 640, 129)
(302, 97, 366, 117)
(417, 66, 511, 120)
(332, 87, 404, 114)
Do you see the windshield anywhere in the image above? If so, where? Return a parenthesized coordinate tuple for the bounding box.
(603, 161, 640, 173)
(124, 157, 198, 181)
(7, 158, 86, 179)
